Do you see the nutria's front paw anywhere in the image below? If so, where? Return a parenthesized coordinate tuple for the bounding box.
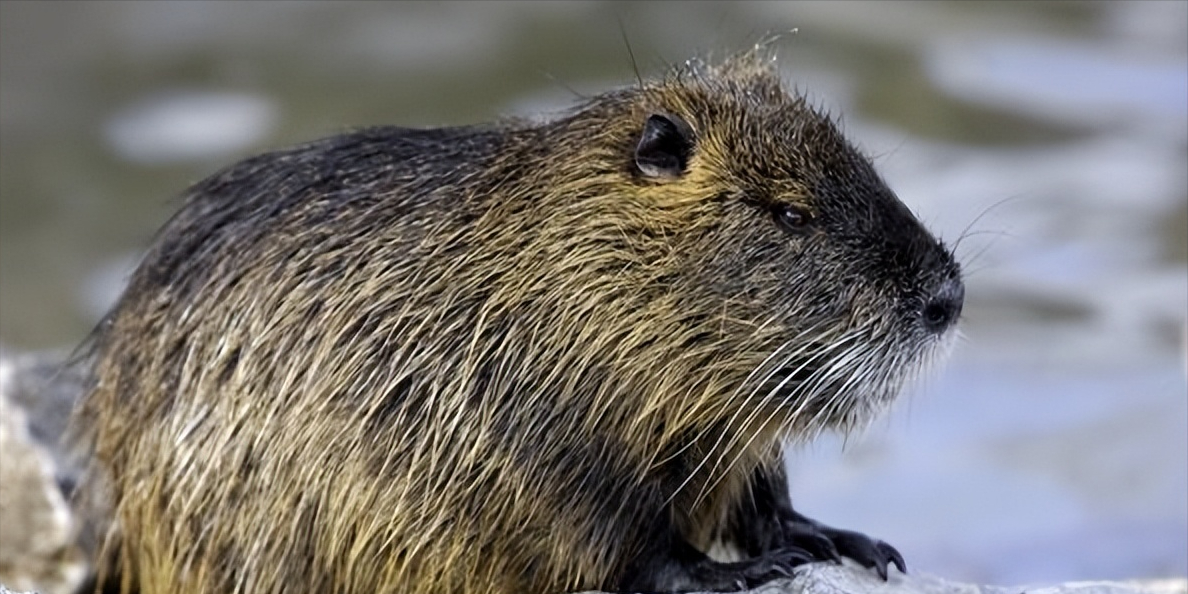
(687, 546, 816, 591)
(781, 520, 842, 563)
(783, 515, 905, 580)
(815, 527, 905, 580)
(623, 540, 817, 593)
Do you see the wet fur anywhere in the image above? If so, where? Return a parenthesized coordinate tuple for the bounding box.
(75, 51, 961, 593)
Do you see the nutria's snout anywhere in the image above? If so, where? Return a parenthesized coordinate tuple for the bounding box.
(921, 272, 964, 335)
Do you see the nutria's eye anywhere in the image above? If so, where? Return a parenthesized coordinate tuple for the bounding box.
(774, 204, 813, 233)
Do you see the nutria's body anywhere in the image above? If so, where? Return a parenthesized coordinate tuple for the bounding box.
(76, 53, 963, 594)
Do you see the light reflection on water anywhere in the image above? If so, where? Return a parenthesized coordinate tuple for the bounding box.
(0, 0, 1184, 584)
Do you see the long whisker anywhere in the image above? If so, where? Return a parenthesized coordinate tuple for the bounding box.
(687, 330, 860, 507)
(951, 195, 1022, 255)
(663, 332, 807, 504)
(665, 320, 830, 502)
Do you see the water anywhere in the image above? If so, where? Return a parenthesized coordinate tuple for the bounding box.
(1, 0, 1184, 584)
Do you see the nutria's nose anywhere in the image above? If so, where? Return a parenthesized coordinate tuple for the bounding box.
(921, 275, 964, 334)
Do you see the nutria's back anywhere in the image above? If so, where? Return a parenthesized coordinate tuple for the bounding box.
(76, 52, 962, 594)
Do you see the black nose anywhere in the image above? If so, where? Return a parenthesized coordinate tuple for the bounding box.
(921, 275, 964, 334)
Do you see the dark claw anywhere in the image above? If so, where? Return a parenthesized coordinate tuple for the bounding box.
(878, 541, 907, 575)
(782, 522, 842, 564)
(821, 528, 906, 580)
(690, 545, 816, 591)
(742, 546, 816, 587)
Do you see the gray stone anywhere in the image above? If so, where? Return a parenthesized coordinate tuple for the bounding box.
(0, 585, 40, 594)
(577, 564, 1188, 594)
(0, 349, 86, 594)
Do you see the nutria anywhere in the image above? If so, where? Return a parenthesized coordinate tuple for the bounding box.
(73, 50, 964, 594)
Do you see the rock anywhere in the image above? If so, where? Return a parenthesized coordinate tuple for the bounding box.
(732, 563, 1188, 594)
(579, 563, 1188, 594)
(0, 346, 1185, 594)
(1, 584, 41, 594)
(0, 349, 86, 594)
(0, 348, 87, 487)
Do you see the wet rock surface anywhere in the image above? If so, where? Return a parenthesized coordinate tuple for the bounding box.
(0, 348, 86, 594)
(611, 564, 1188, 594)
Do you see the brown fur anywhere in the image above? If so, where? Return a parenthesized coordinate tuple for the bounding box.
(74, 50, 962, 594)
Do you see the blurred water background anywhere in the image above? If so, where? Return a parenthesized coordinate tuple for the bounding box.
(1, 0, 1184, 585)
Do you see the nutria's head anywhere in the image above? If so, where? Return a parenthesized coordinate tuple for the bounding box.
(521, 52, 963, 439)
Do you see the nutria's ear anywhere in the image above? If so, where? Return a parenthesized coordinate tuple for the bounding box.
(635, 113, 695, 179)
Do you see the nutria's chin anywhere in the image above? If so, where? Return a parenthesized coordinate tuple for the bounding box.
(74, 48, 962, 594)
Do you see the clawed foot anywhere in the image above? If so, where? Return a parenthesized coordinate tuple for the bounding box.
(783, 515, 905, 580)
(623, 536, 822, 593)
(693, 546, 816, 591)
